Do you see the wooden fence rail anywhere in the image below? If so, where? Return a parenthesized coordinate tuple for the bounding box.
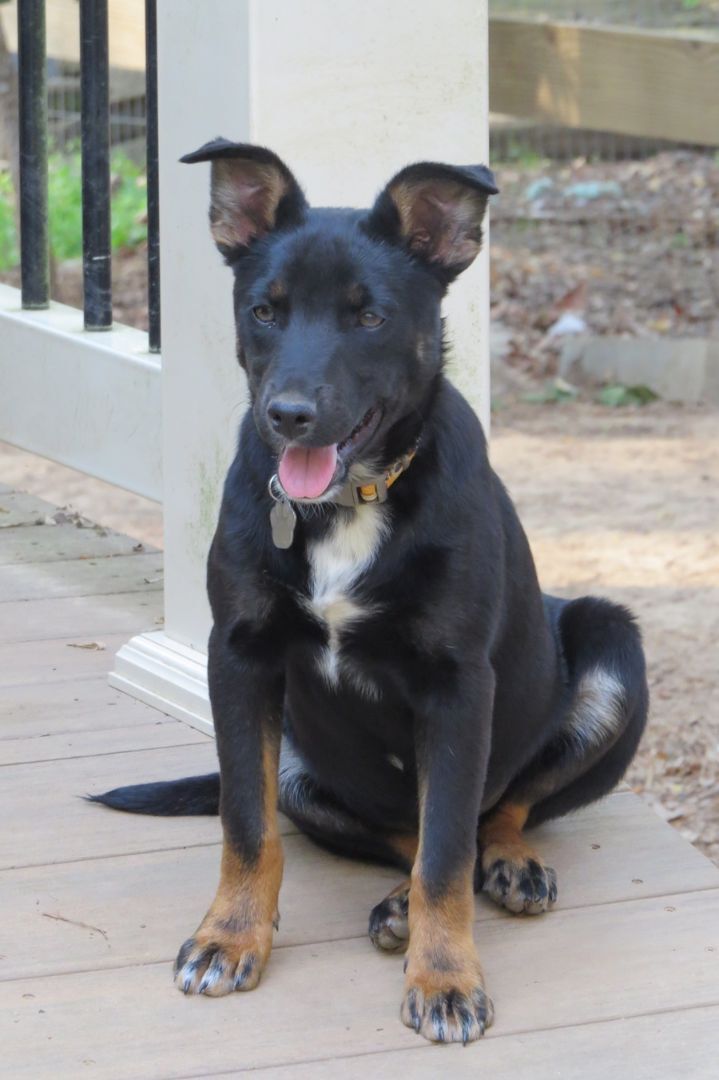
(489, 17, 719, 146)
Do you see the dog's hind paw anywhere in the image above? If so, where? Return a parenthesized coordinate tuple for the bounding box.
(368, 881, 410, 952)
(481, 851, 557, 915)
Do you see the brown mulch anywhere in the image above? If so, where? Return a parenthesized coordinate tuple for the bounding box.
(54, 249, 150, 332)
(0, 248, 149, 331)
(490, 151, 719, 379)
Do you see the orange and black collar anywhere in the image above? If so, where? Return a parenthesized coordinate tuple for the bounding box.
(333, 445, 418, 507)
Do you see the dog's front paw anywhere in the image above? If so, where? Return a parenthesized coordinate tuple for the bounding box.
(174, 922, 274, 996)
(401, 973, 494, 1044)
(368, 882, 410, 952)
(482, 850, 557, 915)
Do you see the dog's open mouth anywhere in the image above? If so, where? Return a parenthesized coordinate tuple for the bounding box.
(277, 406, 381, 501)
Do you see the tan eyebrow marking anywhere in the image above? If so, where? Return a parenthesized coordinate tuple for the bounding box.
(347, 283, 367, 307)
(268, 279, 287, 302)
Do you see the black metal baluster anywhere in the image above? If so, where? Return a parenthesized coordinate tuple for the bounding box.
(145, 0, 161, 351)
(79, 0, 112, 330)
(17, 0, 49, 309)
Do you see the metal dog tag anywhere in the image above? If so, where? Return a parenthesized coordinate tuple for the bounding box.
(268, 476, 297, 549)
(270, 499, 296, 549)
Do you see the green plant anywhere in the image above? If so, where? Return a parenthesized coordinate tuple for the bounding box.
(47, 154, 83, 261)
(0, 149, 147, 270)
(0, 171, 18, 270)
(597, 384, 659, 407)
(495, 141, 544, 169)
(524, 378, 579, 405)
(108, 153, 147, 251)
(671, 230, 689, 250)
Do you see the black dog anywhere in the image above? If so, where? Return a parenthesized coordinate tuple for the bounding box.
(93, 141, 648, 1044)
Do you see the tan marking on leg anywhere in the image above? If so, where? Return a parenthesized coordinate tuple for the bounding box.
(402, 867, 493, 1043)
(175, 738, 283, 996)
(387, 831, 418, 867)
(480, 801, 531, 861)
(479, 801, 557, 915)
(397, 767, 493, 1042)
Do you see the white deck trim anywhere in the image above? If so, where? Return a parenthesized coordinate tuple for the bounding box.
(109, 629, 212, 735)
(0, 284, 162, 501)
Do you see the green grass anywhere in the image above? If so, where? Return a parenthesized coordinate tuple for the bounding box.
(0, 151, 147, 272)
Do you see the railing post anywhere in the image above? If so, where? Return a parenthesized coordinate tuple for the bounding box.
(17, 0, 49, 310)
(79, 0, 112, 330)
(145, 0, 161, 353)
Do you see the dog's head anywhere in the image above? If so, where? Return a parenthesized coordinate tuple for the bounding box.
(182, 139, 497, 501)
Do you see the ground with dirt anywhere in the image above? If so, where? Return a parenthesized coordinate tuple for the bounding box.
(492, 401, 719, 865)
(491, 152, 719, 382)
(2, 399, 717, 865)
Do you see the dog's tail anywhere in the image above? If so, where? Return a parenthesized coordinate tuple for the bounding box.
(558, 594, 648, 719)
(522, 594, 648, 829)
(86, 773, 220, 816)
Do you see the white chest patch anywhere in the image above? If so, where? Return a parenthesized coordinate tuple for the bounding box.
(305, 504, 388, 694)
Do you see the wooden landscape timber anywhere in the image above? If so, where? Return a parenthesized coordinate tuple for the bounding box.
(0, 0, 145, 71)
(489, 16, 719, 146)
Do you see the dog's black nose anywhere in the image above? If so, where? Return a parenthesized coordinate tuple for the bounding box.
(267, 397, 317, 440)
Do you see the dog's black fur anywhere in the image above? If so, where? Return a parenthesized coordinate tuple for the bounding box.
(92, 141, 648, 1043)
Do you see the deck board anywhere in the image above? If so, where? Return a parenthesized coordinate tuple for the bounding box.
(255, 1006, 719, 1080)
(1, 485, 718, 1077)
(2, 794, 718, 983)
(0, 551, 163, 601)
(0, 591, 163, 644)
(0, 489, 57, 527)
(0, 521, 156, 565)
(0, 719, 208, 765)
(3, 891, 718, 1078)
(0, 678, 177, 738)
(0, 744, 223, 869)
(0, 633, 154, 688)
(2, 790, 712, 984)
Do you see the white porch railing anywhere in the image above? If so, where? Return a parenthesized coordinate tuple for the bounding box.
(0, 291, 161, 499)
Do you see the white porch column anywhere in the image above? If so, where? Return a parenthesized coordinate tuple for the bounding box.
(111, 0, 491, 731)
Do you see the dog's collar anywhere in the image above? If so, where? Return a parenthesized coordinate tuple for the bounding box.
(267, 443, 418, 548)
(331, 445, 418, 507)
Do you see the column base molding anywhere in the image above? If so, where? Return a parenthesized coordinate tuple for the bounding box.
(109, 630, 213, 736)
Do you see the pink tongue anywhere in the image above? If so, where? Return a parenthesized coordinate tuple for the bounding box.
(278, 444, 338, 499)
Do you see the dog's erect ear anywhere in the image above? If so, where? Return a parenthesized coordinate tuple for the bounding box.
(180, 138, 307, 259)
(366, 161, 498, 282)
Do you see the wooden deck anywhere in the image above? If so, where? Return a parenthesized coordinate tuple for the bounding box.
(1, 482, 718, 1078)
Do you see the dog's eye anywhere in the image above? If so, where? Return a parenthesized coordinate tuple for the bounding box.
(358, 311, 385, 329)
(252, 304, 276, 324)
